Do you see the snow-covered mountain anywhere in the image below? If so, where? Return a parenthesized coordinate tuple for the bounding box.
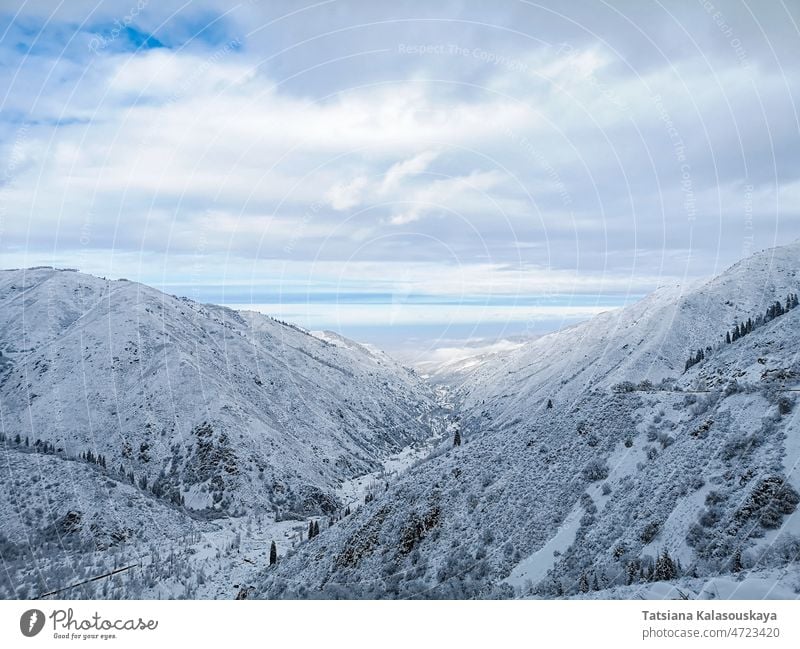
(3, 243, 799, 600)
(0, 266, 436, 521)
(414, 337, 530, 385)
(253, 242, 800, 599)
(456, 242, 800, 420)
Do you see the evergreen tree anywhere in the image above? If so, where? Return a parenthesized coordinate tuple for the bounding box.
(725, 331, 731, 344)
(578, 572, 590, 593)
(308, 520, 315, 539)
(269, 541, 277, 566)
(453, 428, 461, 447)
(654, 549, 677, 581)
(685, 348, 706, 371)
(546, 399, 553, 409)
(313, 521, 320, 537)
(625, 561, 639, 585)
(731, 549, 743, 573)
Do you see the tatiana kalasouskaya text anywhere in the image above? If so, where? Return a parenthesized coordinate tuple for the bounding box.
(642, 610, 777, 623)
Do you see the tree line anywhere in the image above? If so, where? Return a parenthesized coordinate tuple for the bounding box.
(685, 292, 799, 372)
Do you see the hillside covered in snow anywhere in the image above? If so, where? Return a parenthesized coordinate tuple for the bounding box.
(253, 242, 800, 600)
(2, 243, 799, 600)
(0, 267, 439, 598)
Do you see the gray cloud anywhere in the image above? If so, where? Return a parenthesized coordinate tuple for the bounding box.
(1, 0, 799, 348)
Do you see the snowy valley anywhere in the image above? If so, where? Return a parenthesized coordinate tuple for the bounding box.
(1, 243, 800, 600)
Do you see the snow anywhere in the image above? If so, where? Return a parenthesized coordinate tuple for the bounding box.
(337, 385, 453, 510)
(337, 443, 435, 511)
(697, 575, 798, 600)
(4, 242, 800, 600)
(783, 409, 800, 492)
(566, 566, 800, 600)
(504, 500, 585, 592)
(0, 267, 438, 517)
(254, 242, 800, 600)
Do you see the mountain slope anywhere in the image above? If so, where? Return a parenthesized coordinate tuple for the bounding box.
(457, 243, 800, 425)
(0, 267, 436, 518)
(252, 242, 800, 599)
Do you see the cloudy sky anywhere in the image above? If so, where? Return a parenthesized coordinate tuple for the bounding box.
(1, 1, 798, 360)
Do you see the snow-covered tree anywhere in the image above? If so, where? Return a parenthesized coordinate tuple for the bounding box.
(654, 549, 676, 581)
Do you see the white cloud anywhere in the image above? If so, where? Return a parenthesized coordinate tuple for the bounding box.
(388, 170, 510, 225)
(228, 301, 613, 329)
(379, 150, 439, 194)
(4, 21, 799, 314)
(326, 176, 369, 211)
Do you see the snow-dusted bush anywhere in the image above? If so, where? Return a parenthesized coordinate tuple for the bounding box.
(689, 475, 705, 490)
(657, 433, 675, 449)
(582, 460, 609, 481)
(720, 433, 755, 461)
(690, 395, 715, 416)
(724, 379, 743, 396)
(777, 395, 794, 415)
(736, 476, 800, 529)
(639, 521, 660, 544)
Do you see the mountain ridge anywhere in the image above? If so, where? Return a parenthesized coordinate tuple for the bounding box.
(253, 241, 800, 599)
(2, 242, 799, 599)
(0, 266, 437, 519)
